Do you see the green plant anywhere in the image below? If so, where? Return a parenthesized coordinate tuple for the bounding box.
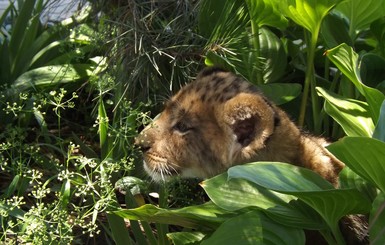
(0, 0, 104, 126)
(0, 1, 142, 244)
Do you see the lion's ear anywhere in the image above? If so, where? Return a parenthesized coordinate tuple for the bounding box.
(230, 112, 258, 146)
(221, 93, 275, 147)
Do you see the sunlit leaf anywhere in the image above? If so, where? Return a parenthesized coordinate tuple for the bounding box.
(245, 0, 288, 29)
(325, 43, 385, 123)
(335, 0, 385, 39)
(257, 27, 287, 83)
(168, 231, 206, 245)
(259, 83, 302, 105)
(201, 173, 295, 211)
(316, 87, 374, 137)
(201, 211, 305, 245)
(201, 173, 325, 230)
(277, 0, 342, 34)
(112, 202, 232, 230)
(328, 137, 385, 193)
(228, 162, 371, 232)
(9, 64, 97, 92)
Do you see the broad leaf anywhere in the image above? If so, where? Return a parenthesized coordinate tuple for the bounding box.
(201, 172, 325, 229)
(371, 18, 385, 57)
(201, 211, 305, 245)
(328, 137, 385, 193)
(338, 167, 377, 201)
(245, 0, 288, 29)
(277, 0, 342, 34)
(106, 213, 133, 245)
(168, 232, 206, 245)
(316, 87, 374, 137)
(201, 173, 295, 211)
(8, 64, 97, 93)
(258, 83, 302, 105)
(325, 43, 385, 123)
(112, 202, 231, 230)
(228, 162, 371, 232)
(257, 28, 287, 84)
(370, 193, 385, 245)
(228, 163, 335, 191)
(321, 12, 352, 48)
(336, 0, 385, 39)
(373, 101, 385, 142)
(360, 54, 385, 90)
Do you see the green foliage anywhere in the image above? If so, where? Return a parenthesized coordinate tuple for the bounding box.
(0, 0, 104, 126)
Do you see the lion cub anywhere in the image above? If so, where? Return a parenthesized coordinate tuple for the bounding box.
(135, 67, 367, 244)
(136, 67, 344, 184)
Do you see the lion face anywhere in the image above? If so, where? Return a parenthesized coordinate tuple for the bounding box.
(135, 67, 277, 181)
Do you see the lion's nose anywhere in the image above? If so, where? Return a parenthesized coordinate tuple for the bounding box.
(134, 133, 152, 152)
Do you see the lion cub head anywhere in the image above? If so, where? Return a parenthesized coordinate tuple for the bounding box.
(135, 67, 281, 181)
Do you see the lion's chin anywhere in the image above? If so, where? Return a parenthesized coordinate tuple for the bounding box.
(144, 159, 209, 182)
(143, 160, 178, 182)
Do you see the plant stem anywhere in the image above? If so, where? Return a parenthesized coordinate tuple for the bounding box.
(298, 29, 321, 133)
(250, 19, 263, 84)
(156, 184, 170, 245)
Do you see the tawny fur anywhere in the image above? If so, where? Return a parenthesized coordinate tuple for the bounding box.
(136, 67, 343, 184)
(135, 67, 368, 244)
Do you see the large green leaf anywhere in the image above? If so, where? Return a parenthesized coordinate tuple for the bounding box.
(277, 0, 342, 34)
(258, 83, 302, 105)
(370, 193, 385, 245)
(106, 213, 134, 245)
(373, 101, 385, 142)
(371, 18, 385, 57)
(167, 232, 206, 245)
(202, 172, 325, 230)
(112, 202, 232, 230)
(321, 12, 353, 48)
(201, 170, 325, 229)
(256, 27, 287, 83)
(201, 211, 305, 245)
(325, 43, 385, 123)
(335, 0, 385, 39)
(360, 54, 385, 89)
(328, 137, 385, 193)
(338, 167, 377, 202)
(228, 162, 371, 236)
(316, 87, 374, 137)
(5, 64, 93, 94)
(201, 173, 295, 212)
(245, 0, 288, 29)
